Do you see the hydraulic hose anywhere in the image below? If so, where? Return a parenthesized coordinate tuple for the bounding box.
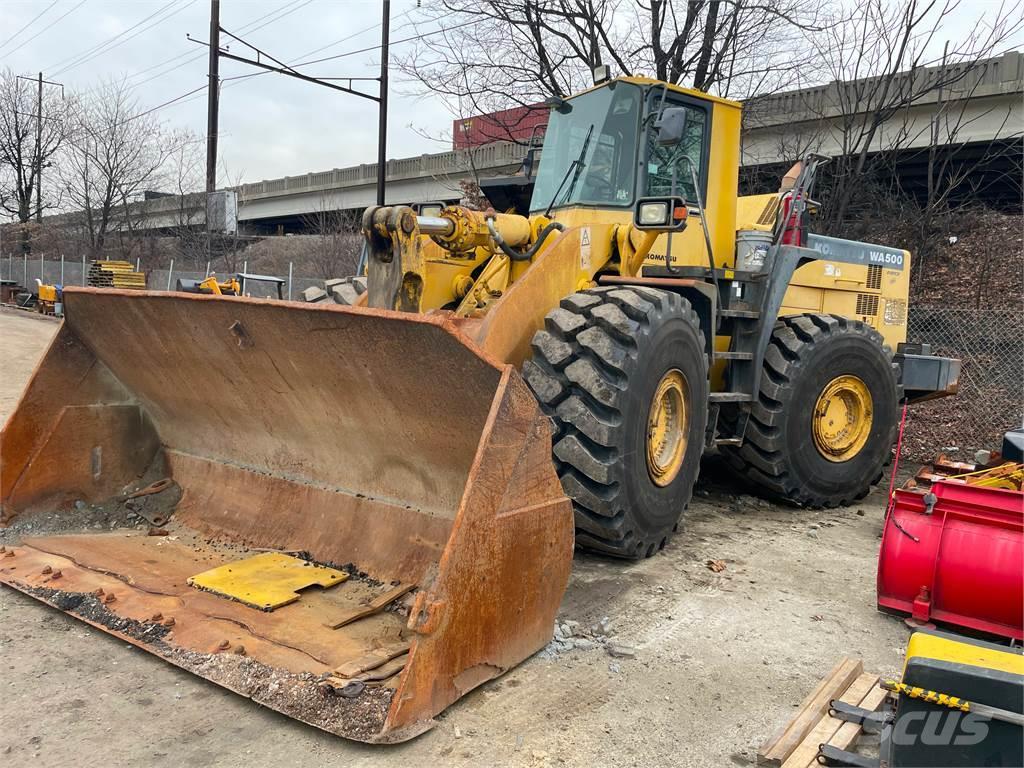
(486, 217, 565, 262)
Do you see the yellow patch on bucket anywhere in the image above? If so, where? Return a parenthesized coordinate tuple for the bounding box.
(188, 552, 349, 610)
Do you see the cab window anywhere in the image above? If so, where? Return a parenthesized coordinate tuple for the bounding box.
(645, 104, 707, 201)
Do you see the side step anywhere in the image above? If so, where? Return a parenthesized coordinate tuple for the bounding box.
(709, 392, 755, 403)
(719, 308, 760, 319)
(717, 351, 753, 361)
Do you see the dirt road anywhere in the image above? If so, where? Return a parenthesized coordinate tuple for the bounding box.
(0, 308, 907, 767)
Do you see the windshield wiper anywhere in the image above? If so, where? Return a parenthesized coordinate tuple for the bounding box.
(544, 123, 595, 217)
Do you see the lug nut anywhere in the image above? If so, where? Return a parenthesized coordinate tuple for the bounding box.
(50, 569, 62, 580)
(217, 639, 230, 651)
(162, 617, 175, 627)
(41, 566, 52, 575)
(103, 593, 116, 604)
(150, 613, 163, 622)
(232, 645, 246, 656)
(93, 588, 104, 597)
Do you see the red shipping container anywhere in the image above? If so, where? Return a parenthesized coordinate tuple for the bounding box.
(453, 104, 549, 149)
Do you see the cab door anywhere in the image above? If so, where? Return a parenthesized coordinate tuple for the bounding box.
(641, 94, 713, 271)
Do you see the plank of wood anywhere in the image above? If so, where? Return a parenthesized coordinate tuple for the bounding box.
(324, 583, 414, 630)
(826, 684, 889, 755)
(781, 673, 880, 768)
(333, 640, 411, 678)
(356, 654, 409, 682)
(760, 657, 863, 765)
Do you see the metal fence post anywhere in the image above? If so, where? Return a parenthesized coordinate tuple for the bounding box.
(81, 255, 86, 286)
(23, 254, 27, 287)
(39, 251, 43, 285)
(136, 257, 140, 271)
(60, 254, 64, 285)
(287, 261, 293, 301)
(205, 260, 211, 277)
(166, 259, 174, 291)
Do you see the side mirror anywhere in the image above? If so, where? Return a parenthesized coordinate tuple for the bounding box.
(655, 107, 688, 146)
(634, 196, 688, 231)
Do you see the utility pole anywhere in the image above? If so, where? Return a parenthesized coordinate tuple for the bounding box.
(205, 0, 220, 195)
(35, 73, 43, 222)
(376, 0, 390, 206)
(18, 73, 63, 224)
(190, 0, 390, 204)
(205, 0, 220, 263)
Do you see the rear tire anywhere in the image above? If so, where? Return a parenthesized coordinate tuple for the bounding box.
(523, 287, 708, 559)
(723, 313, 899, 507)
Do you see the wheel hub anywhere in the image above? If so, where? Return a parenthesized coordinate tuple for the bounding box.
(646, 369, 689, 486)
(812, 375, 873, 462)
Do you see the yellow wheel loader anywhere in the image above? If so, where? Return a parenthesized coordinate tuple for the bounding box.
(0, 76, 958, 742)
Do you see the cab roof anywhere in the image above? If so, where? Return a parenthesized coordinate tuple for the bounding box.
(570, 76, 743, 111)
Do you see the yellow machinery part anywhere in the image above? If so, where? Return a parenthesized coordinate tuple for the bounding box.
(646, 369, 690, 486)
(905, 631, 1024, 678)
(187, 552, 349, 611)
(812, 375, 874, 462)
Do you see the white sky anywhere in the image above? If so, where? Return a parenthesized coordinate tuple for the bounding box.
(1, 1, 1020, 188)
(0, 0, 453, 186)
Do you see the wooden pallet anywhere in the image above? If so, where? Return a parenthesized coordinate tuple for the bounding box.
(759, 657, 889, 767)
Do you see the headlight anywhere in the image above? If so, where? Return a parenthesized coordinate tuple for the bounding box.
(638, 201, 669, 226)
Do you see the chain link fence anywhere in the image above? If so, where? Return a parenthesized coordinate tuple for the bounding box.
(903, 307, 1023, 459)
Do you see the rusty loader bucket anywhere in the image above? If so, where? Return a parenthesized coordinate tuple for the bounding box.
(0, 287, 573, 743)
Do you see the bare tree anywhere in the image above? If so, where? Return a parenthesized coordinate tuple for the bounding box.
(301, 196, 361, 278)
(794, 0, 1023, 230)
(0, 68, 70, 249)
(59, 79, 181, 259)
(397, 0, 823, 127)
(163, 130, 207, 269)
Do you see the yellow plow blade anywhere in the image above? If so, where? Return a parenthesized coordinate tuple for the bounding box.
(0, 287, 573, 743)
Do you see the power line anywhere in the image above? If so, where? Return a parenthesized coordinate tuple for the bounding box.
(127, 84, 208, 122)
(0, 0, 59, 53)
(126, 0, 318, 90)
(1, 0, 89, 58)
(118, 0, 308, 84)
(143, 9, 467, 117)
(291, 18, 485, 69)
(52, 0, 197, 77)
(47, 0, 179, 74)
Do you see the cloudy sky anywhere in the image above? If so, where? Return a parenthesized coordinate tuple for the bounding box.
(0, 0, 453, 186)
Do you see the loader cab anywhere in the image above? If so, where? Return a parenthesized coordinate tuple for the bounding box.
(528, 77, 742, 270)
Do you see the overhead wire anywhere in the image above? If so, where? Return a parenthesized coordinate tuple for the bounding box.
(52, 0, 198, 77)
(1, 0, 89, 58)
(127, 0, 318, 90)
(47, 0, 179, 72)
(0, 0, 60, 54)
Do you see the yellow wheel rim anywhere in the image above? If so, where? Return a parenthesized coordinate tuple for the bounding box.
(646, 369, 689, 486)
(812, 375, 873, 462)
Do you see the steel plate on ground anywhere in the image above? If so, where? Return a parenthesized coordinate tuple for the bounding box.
(188, 551, 349, 610)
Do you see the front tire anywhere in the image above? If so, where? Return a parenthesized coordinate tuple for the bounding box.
(724, 313, 899, 507)
(523, 287, 708, 559)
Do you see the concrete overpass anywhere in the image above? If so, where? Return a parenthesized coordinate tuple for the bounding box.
(47, 52, 1023, 234)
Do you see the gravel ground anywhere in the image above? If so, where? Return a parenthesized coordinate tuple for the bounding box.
(0, 307, 909, 767)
